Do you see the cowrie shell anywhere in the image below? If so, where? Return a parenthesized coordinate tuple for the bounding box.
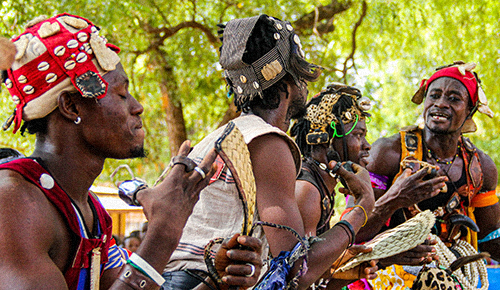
(76, 52, 88, 63)
(240, 75, 247, 83)
(67, 39, 78, 49)
(46, 73, 57, 83)
(18, 75, 27, 83)
(12, 95, 20, 105)
(77, 32, 88, 42)
(253, 82, 260, 89)
(274, 33, 280, 40)
(38, 61, 50, 71)
(237, 86, 243, 94)
(64, 60, 76, 70)
(276, 23, 283, 30)
(40, 173, 54, 189)
(83, 43, 93, 54)
(23, 85, 34, 94)
(5, 78, 12, 89)
(286, 24, 293, 31)
(294, 35, 301, 44)
(54, 45, 66, 56)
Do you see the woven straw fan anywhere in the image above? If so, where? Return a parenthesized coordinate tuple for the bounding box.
(214, 121, 257, 235)
(337, 210, 435, 272)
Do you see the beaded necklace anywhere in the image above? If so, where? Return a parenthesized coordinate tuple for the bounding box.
(427, 145, 461, 165)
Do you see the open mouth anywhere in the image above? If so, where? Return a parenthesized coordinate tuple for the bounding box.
(429, 111, 450, 121)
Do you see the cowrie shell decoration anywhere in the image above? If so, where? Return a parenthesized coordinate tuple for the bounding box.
(54, 45, 66, 56)
(67, 39, 78, 49)
(23, 85, 34, 94)
(64, 60, 76, 70)
(38, 61, 50, 71)
(46, 73, 57, 83)
(76, 52, 88, 63)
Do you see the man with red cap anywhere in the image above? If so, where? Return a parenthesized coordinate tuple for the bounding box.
(0, 14, 262, 290)
(364, 61, 499, 288)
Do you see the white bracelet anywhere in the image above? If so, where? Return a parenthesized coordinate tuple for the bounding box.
(128, 253, 166, 286)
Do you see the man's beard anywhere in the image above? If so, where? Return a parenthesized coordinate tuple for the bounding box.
(287, 97, 307, 120)
(130, 147, 147, 158)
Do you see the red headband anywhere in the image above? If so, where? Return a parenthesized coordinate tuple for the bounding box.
(422, 66, 478, 106)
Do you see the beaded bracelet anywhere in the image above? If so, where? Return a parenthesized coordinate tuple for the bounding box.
(352, 204, 368, 227)
(127, 253, 166, 286)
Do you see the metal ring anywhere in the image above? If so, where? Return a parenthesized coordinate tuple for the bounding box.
(245, 263, 255, 277)
(170, 156, 197, 172)
(194, 166, 206, 179)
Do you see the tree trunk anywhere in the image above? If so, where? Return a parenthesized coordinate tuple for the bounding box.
(156, 57, 187, 156)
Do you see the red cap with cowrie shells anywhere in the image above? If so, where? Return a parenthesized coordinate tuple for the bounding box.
(2, 13, 121, 133)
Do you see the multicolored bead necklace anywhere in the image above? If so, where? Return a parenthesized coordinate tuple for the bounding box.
(427, 145, 461, 165)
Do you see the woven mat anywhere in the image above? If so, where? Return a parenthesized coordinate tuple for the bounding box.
(215, 121, 257, 235)
(337, 210, 435, 272)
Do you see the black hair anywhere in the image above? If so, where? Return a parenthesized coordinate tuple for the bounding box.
(220, 15, 321, 113)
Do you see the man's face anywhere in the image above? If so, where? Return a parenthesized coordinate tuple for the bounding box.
(77, 63, 145, 159)
(330, 119, 371, 167)
(423, 77, 471, 134)
(287, 79, 308, 120)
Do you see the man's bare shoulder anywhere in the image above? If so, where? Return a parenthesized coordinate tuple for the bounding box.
(0, 169, 62, 246)
(475, 147, 498, 191)
(367, 133, 402, 177)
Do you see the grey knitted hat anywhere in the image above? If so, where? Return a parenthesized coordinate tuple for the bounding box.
(220, 15, 315, 103)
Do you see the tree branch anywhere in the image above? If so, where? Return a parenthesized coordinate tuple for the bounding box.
(132, 20, 220, 55)
(341, 0, 367, 82)
(293, 0, 352, 35)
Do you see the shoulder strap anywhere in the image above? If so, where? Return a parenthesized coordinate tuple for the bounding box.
(459, 136, 483, 203)
(215, 121, 256, 235)
(394, 128, 424, 183)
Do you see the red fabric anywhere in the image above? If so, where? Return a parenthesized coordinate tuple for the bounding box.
(5, 13, 120, 133)
(0, 158, 113, 288)
(421, 66, 478, 105)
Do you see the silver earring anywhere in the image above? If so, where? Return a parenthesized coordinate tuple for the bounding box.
(74, 117, 81, 124)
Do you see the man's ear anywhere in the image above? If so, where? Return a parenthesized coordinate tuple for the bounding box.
(57, 91, 80, 123)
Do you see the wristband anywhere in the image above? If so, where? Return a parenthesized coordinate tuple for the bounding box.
(127, 253, 166, 286)
(336, 220, 355, 248)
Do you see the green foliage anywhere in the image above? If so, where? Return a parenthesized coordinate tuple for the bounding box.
(1, 0, 499, 188)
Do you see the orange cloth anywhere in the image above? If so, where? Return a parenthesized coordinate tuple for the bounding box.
(470, 190, 498, 208)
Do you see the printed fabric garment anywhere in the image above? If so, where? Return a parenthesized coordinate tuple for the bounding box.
(0, 158, 124, 290)
(164, 114, 302, 280)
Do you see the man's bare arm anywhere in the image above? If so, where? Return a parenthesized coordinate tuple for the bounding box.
(0, 172, 70, 289)
(474, 150, 500, 260)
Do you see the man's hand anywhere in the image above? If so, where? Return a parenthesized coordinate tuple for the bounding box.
(379, 237, 438, 267)
(379, 167, 447, 210)
(215, 234, 263, 289)
(137, 140, 217, 237)
(331, 260, 378, 281)
(334, 162, 375, 214)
